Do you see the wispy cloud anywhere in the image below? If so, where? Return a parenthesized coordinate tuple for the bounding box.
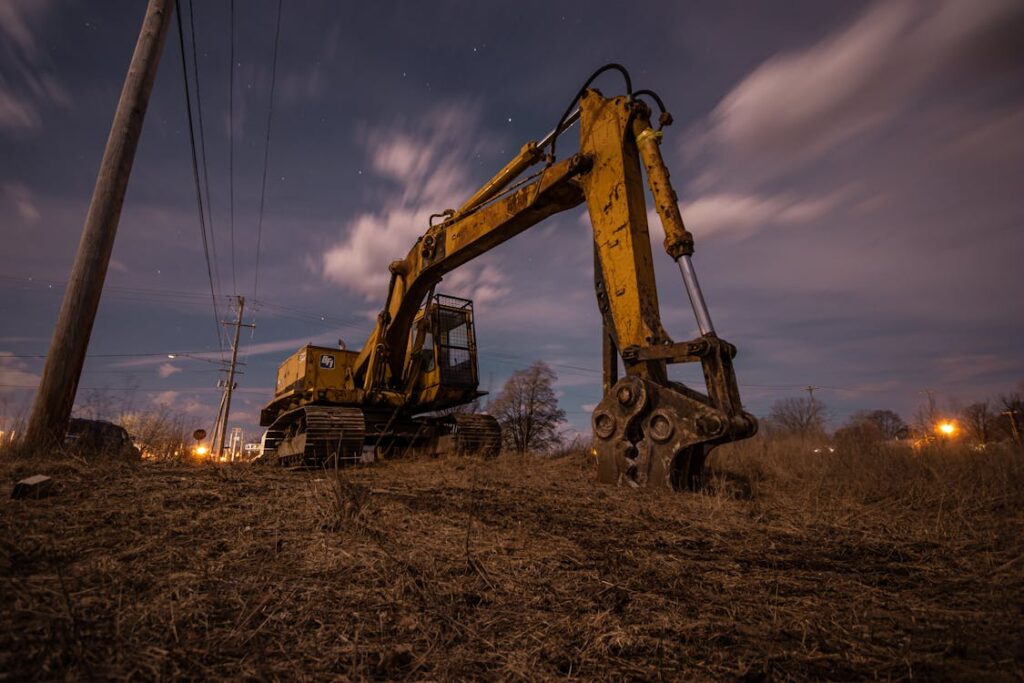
(157, 363, 182, 379)
(322, 104, 509, 305)
(669, 0, 1024, 250)
(0, 88, 39, 130)
(0, 0, 69, 133)
(115, 330, 354, 368)
(0, 351, 38, 393)
(649, 192, 841, 242)
(2, 182, 39, 222)
(704, 0, 1024, 166)
(0, 0, 50, 54)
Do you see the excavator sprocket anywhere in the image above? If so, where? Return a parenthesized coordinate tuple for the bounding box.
(271, 406, 366, 468)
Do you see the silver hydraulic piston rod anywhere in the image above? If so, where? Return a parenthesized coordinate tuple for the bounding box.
(677, 255, 715, 337)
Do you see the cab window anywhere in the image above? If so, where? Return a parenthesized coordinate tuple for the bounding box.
(421, 332, 435, 372)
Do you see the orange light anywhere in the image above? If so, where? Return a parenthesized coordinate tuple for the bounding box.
(193, 444, 209, 457)
(936, 421, 957, 437)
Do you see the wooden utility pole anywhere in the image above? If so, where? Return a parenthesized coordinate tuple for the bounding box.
(23, 0, 175, 452)
(213, 296, 253, 459)
(804, 385, 820, 429)
(207, 387, 228, 460)
(1004, 410, 1023, 451)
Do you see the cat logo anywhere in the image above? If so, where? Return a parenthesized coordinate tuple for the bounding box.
(319, 354, 335, 370)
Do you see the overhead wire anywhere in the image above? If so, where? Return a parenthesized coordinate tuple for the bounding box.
(185, 0, 223, 298)
(228, 0, 237, 295)
(248, 298, 372, 334)
(252, 0, 283, 301)
(477, 348, 880, 394)
(4, 350, 219, 359)
(174, 0, 225, 352)
(0, 278, 889, 397)
(0, 384, 255, 393)
(0, 275, 369, 334)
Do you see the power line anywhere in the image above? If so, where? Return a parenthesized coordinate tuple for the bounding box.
(478, 350, 889, 395)
(185, 0, 222, 298)
(0, 384, 248, 393)
(248, 298, 371, 332)
(253, 0, 282, 300)
(228, 0, 237, 295)
(4, 350, 220, 359)
(174, 0, 225, 352)
(0, 274, 234, 307)
(81, 368, 220, 375)
(0, 274, 375, 333)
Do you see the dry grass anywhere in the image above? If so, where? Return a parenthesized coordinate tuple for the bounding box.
(1, 440, 1022, 680)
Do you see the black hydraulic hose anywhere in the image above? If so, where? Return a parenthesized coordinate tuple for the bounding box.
(548, 63, 633, 162)
(634, 88, 673, 128)
(429, 210, 454, 227)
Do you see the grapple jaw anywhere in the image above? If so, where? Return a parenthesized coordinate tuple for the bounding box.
(592, 338, 757, 491)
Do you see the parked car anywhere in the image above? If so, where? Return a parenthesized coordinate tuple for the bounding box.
(65, 418, 141, 459)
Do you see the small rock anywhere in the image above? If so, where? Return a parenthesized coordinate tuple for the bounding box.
(11, 474, 55, 500)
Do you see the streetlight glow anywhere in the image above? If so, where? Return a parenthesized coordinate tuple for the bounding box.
(194, 445, 209, 457)
(936, 421, 957, 437)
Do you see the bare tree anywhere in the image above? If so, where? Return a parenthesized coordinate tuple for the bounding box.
(851, 409, 909, 440)
(768, 397, 826, 436)
(487, 361, 566, 454)
(961, 401, 995, 446)
(997, 384, 1024, 448)
(834, 418, 884, 448)
(75, 377, 140, 423)
(912, 391, 940, 438)
(121, 409, 191, 460)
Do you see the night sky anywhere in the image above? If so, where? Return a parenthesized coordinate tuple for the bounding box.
(1, 0, 1022, 443)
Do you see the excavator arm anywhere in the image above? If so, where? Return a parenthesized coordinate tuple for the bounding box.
(352, 78, 756, 489)
(351, 153, 588, 393)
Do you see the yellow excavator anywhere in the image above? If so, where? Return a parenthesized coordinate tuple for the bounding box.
(259, 64, 757, 489)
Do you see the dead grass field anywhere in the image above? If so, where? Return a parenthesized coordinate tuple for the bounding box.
(1, 441, 1022, 680)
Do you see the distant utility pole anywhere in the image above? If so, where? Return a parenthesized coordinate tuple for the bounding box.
(804, 385, 820, 428)
(229, 427, 243, 461)
(1004, 410, 1023, 451)
(23, 0, 175, 453)
(212, 296, 254, 459)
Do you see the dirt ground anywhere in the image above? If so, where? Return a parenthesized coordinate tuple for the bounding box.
(1, 449, 1021, 680)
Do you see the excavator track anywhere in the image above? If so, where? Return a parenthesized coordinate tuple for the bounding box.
(257, 429, 285, 464)
(271, 406, 366, 468)
(443, 413, 501, 458)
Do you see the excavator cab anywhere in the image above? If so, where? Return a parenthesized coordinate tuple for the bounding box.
(408, 294, 485, 411)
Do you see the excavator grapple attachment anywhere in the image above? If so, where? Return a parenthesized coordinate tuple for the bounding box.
(593, 375, 755, 490)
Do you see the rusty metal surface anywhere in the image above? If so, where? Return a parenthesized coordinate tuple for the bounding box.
(593, 374, 756, 490)
(579, 90, 670, 383)
(632, 108, 694, 261)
